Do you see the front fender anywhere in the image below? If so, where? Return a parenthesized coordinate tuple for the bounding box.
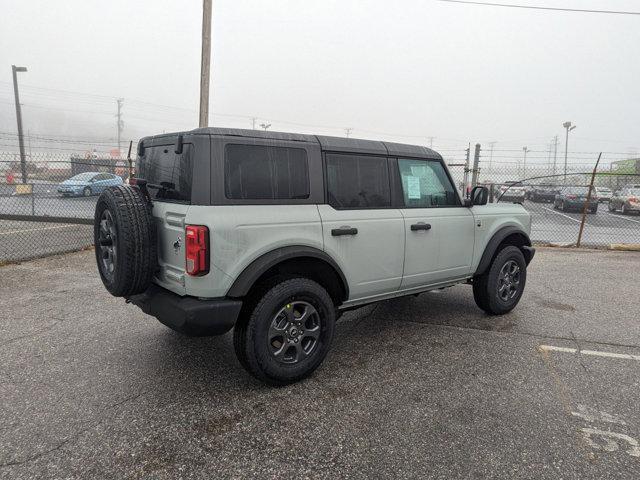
(474, 226, 533, 276)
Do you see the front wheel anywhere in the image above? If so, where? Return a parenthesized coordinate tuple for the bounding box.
(83, 186, 92, 197)
(473, 246, 527, 315)
(234, 277, 336, 385)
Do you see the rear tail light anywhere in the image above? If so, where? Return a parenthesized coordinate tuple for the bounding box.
(630, 197, 638, 203)
(185, 225, 209, 276)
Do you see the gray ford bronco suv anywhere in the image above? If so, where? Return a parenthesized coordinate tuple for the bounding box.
(94, 128, 534, 385)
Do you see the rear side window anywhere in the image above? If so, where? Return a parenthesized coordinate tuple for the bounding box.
(326, 154, 390, 208)
(225, 144, 309, 200)
(138, 143, 193, 203)
(397, 158, 459, 207)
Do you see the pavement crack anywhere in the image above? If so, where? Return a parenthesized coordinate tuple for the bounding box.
(0, 389, 149, 469)
(571, 330, 589, 373)
(0, 317, 65, 348)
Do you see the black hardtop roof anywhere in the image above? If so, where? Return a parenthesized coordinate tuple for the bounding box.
(143, 127, 442, 160)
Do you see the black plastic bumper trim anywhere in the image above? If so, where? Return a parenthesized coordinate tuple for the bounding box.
(127, 285, 242, 336)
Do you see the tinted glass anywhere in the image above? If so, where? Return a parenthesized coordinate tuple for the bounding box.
(326, 154, 390, 208)
(397, 158, 458, 207)
(225, 144, 309, 200)
(565, 186, 589, 194)
(138, 143, 193, 203)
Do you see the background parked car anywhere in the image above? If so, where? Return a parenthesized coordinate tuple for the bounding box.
(497, 181, 526, 203)
(529, 184, 561, 203)
(596, 187, 612, 203)
(57, 172, 123, 197)
(553, 186, 599, 213)
(608, 186, 640, 215)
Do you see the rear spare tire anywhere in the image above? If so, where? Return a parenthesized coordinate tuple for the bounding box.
(94, 185, 157, 297)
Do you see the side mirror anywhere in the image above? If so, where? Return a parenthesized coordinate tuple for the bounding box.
(470, 186, 489, 206)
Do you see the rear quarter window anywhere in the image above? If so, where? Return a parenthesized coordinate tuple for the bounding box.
(224, 144, 309, 200)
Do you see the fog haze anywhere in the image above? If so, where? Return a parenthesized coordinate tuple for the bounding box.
(1, 0, 639, 163)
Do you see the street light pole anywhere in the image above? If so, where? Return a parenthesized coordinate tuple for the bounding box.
(11, 65, 28, 183)
(522, 146, 529, 179)
(563, 121, 576, 183)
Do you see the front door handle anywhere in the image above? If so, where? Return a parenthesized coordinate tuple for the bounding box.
(410, 222, 432, 231)
(331, 226, 358, 236)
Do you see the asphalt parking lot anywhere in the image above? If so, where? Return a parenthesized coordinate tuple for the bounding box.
(1, 248, 640, 479)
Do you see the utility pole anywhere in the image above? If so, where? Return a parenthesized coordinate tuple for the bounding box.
(251, 117, 257, 130)
(552, 135, 559, 179)
(471, 143, 481, 187)
(199, 0, 212, 127)
(427, 136, 435, 149)
(116, 98, 124, 154)
(345, 128, 353, 138)
(563, 121, 576, 183)
(11, 65, 28, 183)
(522, 146, 529, 180)
(487, 141, 496, 177)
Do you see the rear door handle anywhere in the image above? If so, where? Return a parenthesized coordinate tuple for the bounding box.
(410, 222, 432, 231)
(331, 226, 358, 236)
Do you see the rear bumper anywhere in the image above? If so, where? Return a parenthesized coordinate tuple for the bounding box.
(127, 284, 242, 336)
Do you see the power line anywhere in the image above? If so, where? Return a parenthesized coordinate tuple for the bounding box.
(435, 0, 640, 15)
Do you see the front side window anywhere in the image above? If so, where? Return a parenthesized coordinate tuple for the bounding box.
(225, 144, 309, 200)
(397, 158, 459, 207)
(326, 154, 390, 209)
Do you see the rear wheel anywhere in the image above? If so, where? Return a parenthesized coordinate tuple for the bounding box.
(473, 246, 527, 315)
(590, 205, 598, 214)
(622, 204, 628, 215)
(234, 277, 336, 385)
(561, 201, 568, 212)
(83, 186, 92, 197)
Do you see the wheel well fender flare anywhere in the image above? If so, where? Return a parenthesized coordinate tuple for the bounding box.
(226, 246, 349, 301)
(475, 226, 533, 276)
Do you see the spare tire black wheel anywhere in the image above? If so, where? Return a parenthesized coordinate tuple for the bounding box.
(94, 185, 157, 297)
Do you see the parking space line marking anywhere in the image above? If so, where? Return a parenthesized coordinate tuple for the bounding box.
(606, 212, 640, 224)
(540, 206, 584, 225)
(539, 344, 640, 361)
(0, 224, 78, 236)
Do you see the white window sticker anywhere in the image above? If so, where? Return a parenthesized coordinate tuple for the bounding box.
(406, 176, 421, 199)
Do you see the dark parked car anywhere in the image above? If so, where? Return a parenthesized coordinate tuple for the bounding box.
(553, 186, 598, 213)
(529, 185, 561, 203)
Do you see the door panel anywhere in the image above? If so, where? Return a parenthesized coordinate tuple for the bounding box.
(401, 207, 475, 287)
(319, 205, 405, 300)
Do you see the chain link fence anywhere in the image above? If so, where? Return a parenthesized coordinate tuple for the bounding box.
(1, 149, 639, 263)
(0, 152, 133, 263)
(447, 160, 640, 248)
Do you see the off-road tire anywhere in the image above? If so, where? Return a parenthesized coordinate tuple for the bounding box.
(94, 185, 157, 297)
(473, 246, 527, 316)
(234, 277, 336, 386)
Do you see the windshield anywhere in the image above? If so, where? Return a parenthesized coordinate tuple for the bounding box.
(628, 188, 640, 196)
(68, 172, 95, 181)
(565, 187, 590, 194)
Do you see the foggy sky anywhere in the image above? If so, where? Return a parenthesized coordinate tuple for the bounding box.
(1, 0, 639, 163)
